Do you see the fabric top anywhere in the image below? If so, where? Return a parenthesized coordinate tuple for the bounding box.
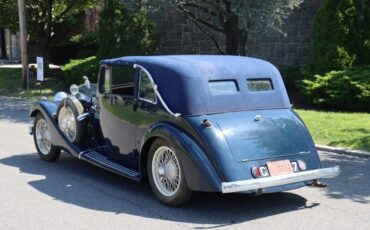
(100, 55, 291, 116)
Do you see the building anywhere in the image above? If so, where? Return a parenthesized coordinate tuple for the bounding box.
(0, 27, 20, 61)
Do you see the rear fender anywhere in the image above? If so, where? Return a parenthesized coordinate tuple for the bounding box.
(140, 122, 221, 192)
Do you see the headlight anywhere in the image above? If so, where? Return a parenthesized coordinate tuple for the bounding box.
(70, 84, 79, 95)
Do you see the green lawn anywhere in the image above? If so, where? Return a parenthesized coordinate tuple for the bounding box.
(0, 68, 63, 100)
(296, 109, 370, 152)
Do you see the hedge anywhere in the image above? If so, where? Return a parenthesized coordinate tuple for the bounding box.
(300, 65, 370, 112)
(61, 56, 99, 86)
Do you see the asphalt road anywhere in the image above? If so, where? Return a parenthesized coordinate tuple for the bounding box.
(0, 96, 369, 230)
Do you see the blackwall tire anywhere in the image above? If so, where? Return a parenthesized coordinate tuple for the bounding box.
(33, 113, 61, 162)
(56, 97, 84, 144)
(147, 139, 192, 206)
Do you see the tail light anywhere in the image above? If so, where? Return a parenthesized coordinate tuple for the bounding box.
(298, 160, 307, 170)
(251, 166, 270, 178)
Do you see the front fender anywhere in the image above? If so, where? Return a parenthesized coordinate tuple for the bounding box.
(140, 122, 222, 192)
(29, 100, 80, 157)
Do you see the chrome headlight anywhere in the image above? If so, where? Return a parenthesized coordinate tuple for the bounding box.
(70, 84, 79, 96)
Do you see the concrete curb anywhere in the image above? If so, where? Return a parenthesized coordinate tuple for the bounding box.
(316, 144, 370, 158)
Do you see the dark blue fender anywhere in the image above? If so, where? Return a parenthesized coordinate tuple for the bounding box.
(29, 100, 81, 158)
(140, 122, 222, 192)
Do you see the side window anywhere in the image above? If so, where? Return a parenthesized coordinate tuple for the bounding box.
(138, 70, 156, 104)
(99, 66, 111, 93)
(110, 65, 135, 96)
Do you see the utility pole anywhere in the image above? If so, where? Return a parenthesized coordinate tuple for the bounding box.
(18, 0, 28, 89)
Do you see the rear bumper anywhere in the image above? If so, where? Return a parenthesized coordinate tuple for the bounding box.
(221, 166, 340, 193)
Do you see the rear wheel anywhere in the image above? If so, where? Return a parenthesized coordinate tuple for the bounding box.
(33, 113, 61, 161)
(147, 139, 192, 206)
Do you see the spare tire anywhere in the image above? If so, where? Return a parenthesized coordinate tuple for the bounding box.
(56, 96, 85, 144)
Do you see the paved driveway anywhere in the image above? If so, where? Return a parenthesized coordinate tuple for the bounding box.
(0, 96, 369, 229)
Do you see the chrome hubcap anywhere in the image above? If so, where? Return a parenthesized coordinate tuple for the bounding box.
(58, 106, 76, 142)
(35, 119, 51, 155)
(152, 146, 181, 197)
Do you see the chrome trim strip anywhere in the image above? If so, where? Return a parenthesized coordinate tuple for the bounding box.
(238, 151, 310, 163)
(221, 166, 340, 193)
(133, 64, 181, 117)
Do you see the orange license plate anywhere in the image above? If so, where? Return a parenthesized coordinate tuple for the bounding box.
(267, 160, 293, 176)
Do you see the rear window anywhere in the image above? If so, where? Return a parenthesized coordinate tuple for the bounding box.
(246, 79, 273, 91)
(209, 80, 238, 94)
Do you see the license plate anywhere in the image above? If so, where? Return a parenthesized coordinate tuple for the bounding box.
(267, 160, 293, 176)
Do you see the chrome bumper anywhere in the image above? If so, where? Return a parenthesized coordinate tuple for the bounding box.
(221, 166, 340, 193)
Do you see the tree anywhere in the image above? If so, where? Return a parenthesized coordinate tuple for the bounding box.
(98, 0, 161, 59)
(131, 0, 303, 55)
(0, 0, 99, 66)
(309, 0, 370, 74)
(26, 0, 100, 69)
(0, 0, 19, 32)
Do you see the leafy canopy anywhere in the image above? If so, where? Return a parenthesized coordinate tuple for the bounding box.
(97, 0, 161, 59)
(309, 0, 370, 74)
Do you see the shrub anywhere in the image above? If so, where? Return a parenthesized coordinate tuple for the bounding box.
(97, 0, 161, 59)
(50, 32, 98, 65)
(309, 0, 370, 74)
(280, 66, 310, 93)
(61, 56, 99, 86)
(300, 66, 370, 112)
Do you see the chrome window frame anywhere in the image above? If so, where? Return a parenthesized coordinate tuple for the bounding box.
(133, 64, 181, 117)
(138, 69, 157, 105)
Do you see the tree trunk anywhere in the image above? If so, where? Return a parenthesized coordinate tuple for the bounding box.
(42, 0, 53, 74)
(224, 15, 239, 55)
(238, 30, 247, 56)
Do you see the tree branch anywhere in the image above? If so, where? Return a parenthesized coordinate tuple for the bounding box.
(178, 10, 225, 54)
(53, 1, 78, 23)
(182, 2, 218, 17)
(177, 4, 225, 33)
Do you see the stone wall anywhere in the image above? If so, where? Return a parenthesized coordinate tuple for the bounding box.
(150, 0, 323, 67)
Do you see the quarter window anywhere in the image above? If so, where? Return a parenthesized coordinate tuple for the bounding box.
(138, 70, 156, 103)
(209, 80, 238, 94)
(246, 79, 273, 91)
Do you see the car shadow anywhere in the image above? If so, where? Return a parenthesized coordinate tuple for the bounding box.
(0, 153, 317, 227)
(319, 152, 370, 204)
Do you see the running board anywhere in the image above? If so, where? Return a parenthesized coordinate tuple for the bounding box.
(79, 150, 140, 181)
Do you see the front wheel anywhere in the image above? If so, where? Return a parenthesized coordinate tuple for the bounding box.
(147, 139, 192, 206)
(33, 113, 61, 161)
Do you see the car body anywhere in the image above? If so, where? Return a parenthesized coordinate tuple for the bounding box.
(29, 55, 339, 206)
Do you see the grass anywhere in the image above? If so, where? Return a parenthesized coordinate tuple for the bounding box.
(296, 109, 370, 152)
(0, 68, 63, 100)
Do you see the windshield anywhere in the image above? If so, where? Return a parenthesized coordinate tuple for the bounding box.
(79, 83, 97, 97)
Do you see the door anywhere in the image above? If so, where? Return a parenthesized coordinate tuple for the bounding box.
(96, 64, 137, 168)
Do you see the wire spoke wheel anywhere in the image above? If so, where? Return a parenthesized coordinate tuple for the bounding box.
(35, 118, 52, 155)
(152, 146, 181, 197)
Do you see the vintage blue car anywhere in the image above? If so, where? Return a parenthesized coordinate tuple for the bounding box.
(29, 55, 340, 206)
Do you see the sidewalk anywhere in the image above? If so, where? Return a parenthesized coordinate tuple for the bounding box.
(0, 60, 60, 69)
